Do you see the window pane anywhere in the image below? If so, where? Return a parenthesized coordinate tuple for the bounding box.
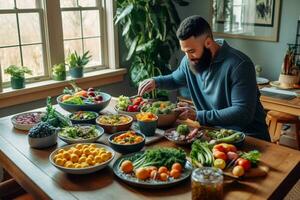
(62, 11, 81, 39)
(0, 0, 15, 9)
(16, 0, 37, 9)
(64, 39, 82, 58)
(84, 38, 101, 67)
(21, 44, 44, 77)
(78, 0, 96, 7)
(60, 0, 77, 8)
(0, 14, 18, 46)
(82, 11, 100, 37)
(19, 13, 42, 44)
(0, 47, 21, 82)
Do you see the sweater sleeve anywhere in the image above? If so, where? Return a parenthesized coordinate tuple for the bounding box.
(196, 60, 257, 127)
(153, 57, 187, 90)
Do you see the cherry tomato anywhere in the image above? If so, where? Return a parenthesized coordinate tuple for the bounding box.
(236, 158, 251, 171)
(214, 158, 226, 169)
(232, 165, 245, 177)
(213, 151, 227, 161)
(132, 105, 139, 112)
(127, 105, 134, 112)
(213, 144, 226, 153)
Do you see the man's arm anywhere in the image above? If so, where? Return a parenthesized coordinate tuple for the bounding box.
(196, 61, 258, 127)
(153, 57, 188, 90)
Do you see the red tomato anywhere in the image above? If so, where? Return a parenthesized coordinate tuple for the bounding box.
(127, 105, 135, 112)
(132, 105, 139, 112)
(236, 158, 251, 171)
(226, 144, 237, 152)
(213, 144, 226, 153)
(213, 151, 227, 161)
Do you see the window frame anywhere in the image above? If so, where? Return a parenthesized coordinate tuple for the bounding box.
(0, 0, 49, 87)
(0, 0, 119, 89)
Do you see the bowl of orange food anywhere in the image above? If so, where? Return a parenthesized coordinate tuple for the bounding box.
(136, 112, 158, 136)
(96, 114, 133, 134)
(49, 143, 115, 174)
(108, 130, 145, 154)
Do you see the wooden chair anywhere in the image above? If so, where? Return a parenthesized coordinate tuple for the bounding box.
(266, 110, 300, 150)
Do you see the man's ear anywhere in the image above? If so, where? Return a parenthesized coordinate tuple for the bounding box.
(204, 37, 213, 48)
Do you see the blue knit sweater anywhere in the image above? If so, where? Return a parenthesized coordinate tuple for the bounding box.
(153, 40, 270, 141)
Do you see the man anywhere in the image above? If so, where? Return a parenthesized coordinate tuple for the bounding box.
(138, 15, 270, 141)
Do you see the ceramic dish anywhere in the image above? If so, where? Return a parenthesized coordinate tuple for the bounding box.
(49, 143, 115, 174)
(57, 124, 104, 144)
(11, 111, 46, 131)
(113, 152, 193, 188)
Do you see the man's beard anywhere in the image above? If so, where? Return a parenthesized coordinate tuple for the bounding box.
(189, 47, 212, 74)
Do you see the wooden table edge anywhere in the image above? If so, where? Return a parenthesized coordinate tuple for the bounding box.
(0, 135, 77, 200)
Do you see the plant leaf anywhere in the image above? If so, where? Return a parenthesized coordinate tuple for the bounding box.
(126, 36, 139, 60)
(115, 4, 134, 24)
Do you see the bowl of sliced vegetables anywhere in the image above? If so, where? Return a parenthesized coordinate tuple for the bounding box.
(57, 124, 104, 144)
(69, 111, 99, 124)
(115, 95, 147, 120)
(96, 114, 133, 134)
(140, 101, 177, 128)
(201, 128, 246, 147)
(49, 143, 115, 174)
(108, 130, 145, 154)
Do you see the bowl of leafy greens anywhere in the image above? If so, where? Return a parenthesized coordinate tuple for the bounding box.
(57, 124, 104, 144)
(68, 111, 99, 124)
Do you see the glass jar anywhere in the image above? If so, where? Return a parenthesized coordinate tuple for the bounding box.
(191, 167, 223, 200)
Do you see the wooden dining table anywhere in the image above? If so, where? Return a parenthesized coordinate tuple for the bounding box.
(0, 98, 300, 200)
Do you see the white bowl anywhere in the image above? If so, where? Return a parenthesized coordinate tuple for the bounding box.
(49, 143, 115, 174)
(11, 112, 46, 131)
(57, 124, 104, 144)
(114, 106, 139, 120)
(28, 132, 57, 149)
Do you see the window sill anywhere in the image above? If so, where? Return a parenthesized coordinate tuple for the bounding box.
(0, 68, 127, 109)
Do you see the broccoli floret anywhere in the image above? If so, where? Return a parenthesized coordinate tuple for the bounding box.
(176, 124, 190, 135)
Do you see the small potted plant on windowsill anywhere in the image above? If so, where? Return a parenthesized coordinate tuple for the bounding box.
(4, 65, 32, 89)
(66, 51, 91, 78)
(278, 47, 299, 88)
(52, 63, 66, 81)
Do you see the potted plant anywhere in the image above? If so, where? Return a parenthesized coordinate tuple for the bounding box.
(279, 47, 299, 88)
(66, 51, 91, 78)
(115, 0, 189, 99)
(4, 65, 32, 89)
(52, 63, 66, 81)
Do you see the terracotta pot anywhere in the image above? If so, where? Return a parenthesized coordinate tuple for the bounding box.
(278, 74, 298, 88)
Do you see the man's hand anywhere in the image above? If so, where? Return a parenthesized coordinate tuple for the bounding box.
(138, 79, 156, 96)
(174, 106, 197, 121)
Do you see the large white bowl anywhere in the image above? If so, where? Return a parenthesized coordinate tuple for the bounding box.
(57, 124, 104, 144)
(49, 143, 115, 174)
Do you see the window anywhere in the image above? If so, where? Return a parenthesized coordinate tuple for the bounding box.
(60, 0, 105, 70)
(0, 0, 118, 88)
(0, 0, 47, 83)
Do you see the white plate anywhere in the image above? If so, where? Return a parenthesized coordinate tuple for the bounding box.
(57, 124, 104, 144)
(49, 143, 115, 174)
(256, 77, 269, 85)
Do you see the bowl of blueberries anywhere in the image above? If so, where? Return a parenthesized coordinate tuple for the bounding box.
(28, 122, 58, 149)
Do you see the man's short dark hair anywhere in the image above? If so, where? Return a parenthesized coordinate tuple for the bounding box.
(176, 15, 212, 40)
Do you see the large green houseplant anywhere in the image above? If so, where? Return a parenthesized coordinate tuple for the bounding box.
(4, 65, 32, 89)
(115, 0, 189, 99)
